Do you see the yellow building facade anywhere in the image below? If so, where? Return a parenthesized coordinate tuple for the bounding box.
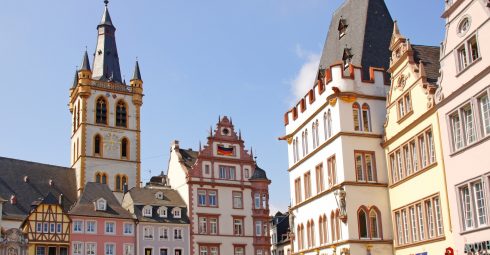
(21, 193, 71, 255)
(383, 22, 454, 255)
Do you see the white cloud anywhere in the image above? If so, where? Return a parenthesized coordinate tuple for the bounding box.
(290, 45, 321, 102)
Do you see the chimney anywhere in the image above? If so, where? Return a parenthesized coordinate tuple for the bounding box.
(171, 140, 180, 150)
(10, 195, 16, 205)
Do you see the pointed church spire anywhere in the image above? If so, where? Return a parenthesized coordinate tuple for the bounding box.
(132, 61, 142, 80)
(92, 0, 122, 83)
(72, 69, 79, 88)
(393, 20, 401, 37)
(80, 50, 91, 71)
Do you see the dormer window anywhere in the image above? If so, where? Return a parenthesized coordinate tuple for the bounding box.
(158, 207, 168, 218)
(96, 198, 107, 211)
(143, 205, 152, 217)
(342, 48, 353, 70)
(155, 192, 163, 200)
(338, 18, 348, 38)
(172, 208, 182, 218)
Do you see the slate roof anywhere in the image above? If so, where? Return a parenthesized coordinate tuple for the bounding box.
(178, 149, 198, 170)
(250, 165, 269, 181)
(271, 212, 290, 244)
(126, 187, 189, 224)
(412, 45, 441, 85)
(69, 182, 134, 219)
(319, 0, 393, 77)
(0, 157, 77, 221)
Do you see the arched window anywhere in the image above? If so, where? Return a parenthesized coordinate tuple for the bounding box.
(292, 139, 297, 163)
(358, 209, 369, 238)
(335, 210, 341, 241)
(323, 215, 328, 244)
(310, 220, 315, 247)
(369, 208, 381, 239)
(362, 104, 371, 132)
(77, 100, 80, 127)
(353, 103, 361, 131)
(318, 216, 324, 244)
(73, 105, 77, 133)
(116, 100, 127, 127)
(301, 132, 306, 157)
(95, 97, 108, 124)
(330, 212, 336, 242)
(115, 174, 128, 192)
(312, 122, 317, 149)
(327, 110, 332, 138)
(315, 120, 320, 146)
(304, 129, 309, 155)
(95, 172, 107, 184)
(121, 138, 129, 159)
(94, 135, 102, 156)
(116, 175, 121, 191)
(295, 137, 300, 161)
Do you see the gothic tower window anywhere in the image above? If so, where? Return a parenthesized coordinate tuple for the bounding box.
(353, 103, 361, 131)
(338, 18, 348, 38)
(95, 172, 108, 184)
(342, 48, 353, 70)
(94, 135, 102, 156)
(369, 209, 381, 238)
(116, 100, 127, 127)
(116, 175, 121, 191)
(96, 97, 108, 125)
(362, 103, 371, 132)
(121, 138, 129, 159)
(358, 209, 369, 238)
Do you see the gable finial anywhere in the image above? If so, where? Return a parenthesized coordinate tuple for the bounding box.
(104, 0, 109, 6)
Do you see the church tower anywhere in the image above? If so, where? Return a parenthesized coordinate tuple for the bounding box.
(69, 0, 143, 197)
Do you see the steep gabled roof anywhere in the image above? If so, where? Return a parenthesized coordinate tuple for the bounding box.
(69, 182, 133, 219)
(319, 0, 393, 77)
(178, 149, 198, 170)
(412, 45, 440, 85)
(0, 157, 76, 221)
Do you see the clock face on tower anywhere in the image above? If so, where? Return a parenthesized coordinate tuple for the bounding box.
(104, 133, 120, 152)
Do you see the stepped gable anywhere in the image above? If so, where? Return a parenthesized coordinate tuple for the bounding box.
(126, 187, 189, 224)
(0, 157, 76, 221)
(412, 45, 441, 85)
(69, 182, 133, 219)
(319, 0, 393, 77)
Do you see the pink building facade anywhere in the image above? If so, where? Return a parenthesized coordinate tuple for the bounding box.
(69, 183, 136, 255)
(437, 0, 490, 254)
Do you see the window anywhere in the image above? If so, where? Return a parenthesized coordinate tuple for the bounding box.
(209, 191, 217, 207)
(458, 17, 470, 36)
(358, 207, 381, 239)
(397, 93, 412, 120)
(73, 220, 83, 233)
(36, 246, 46, 255)
(457, 35, 480, 72)
(143, 205, 152, 217)
(124, 223, 134, 235)
(105, 244, 115, 255)
(353, 103, 361, 131)
(158, 206, 167, 218)
(86, 243, 96, 255)
(324, 110, 332, 140)
(255, 221, 262, 236)
(143, 226, 154, 240)
(479, 94, 490, 136)
(302, 131, 306, 157)
(233, 191, 243, 209)
(124, 244, 134, 255)
(97, 198, 107, 211)
(159, 227, 169, 240)
(338, 18, 348, 38)
(96, 97, 108, 124)
(315, 163, 324, 193)
(394, 195, 443, 246)
(43, 223, 48, 233)
(36, 222, 42, 233)
(255, 193, 261, 209)
(312, 122, 317, 149)
(115, 174, 128, 192)
(362, 104, 371, 132)
(292, 139, 297, 163)
(459, 178, 488, 231)
(174, 228, 183, 240)
(354, 151, 377, 182)
(294, 178, 302, 204)
(234, 247, 245, 255)
(105, 222, 115, 234)
(198, 190, 206, 206)
(73, 242, 83, 255)
(353, 103, 371, 131)
(198, 215, 219, 235)
(94, 135, 102, 156)
(450, 103, 477, 151)
(121, 138, 129, 159)
(297, 224, 304, 250)
(50, 223, 55, 233)
(327, 155, 337, 187)
(370, 210, 380, 238)
(233, 218, 244, 236)
(172, 208, 181, 218)
(218, 165, 236, 180)
(204, 164, 211, 175)
(358, 209, 368, 238)
(318, 215, 328, 244)
(116, 100, 127, 127)
(160, 248, 168, 255)
(95, 172, 107, 184)
(304, 172, 312, 199)
(295, 137, 300, 161)
(244, 168, 250, 178)
(175, 249, 182, 255)
(86, 221, 96, 233)
(197, 189, 218, 207)
(199, 246, 219, 255)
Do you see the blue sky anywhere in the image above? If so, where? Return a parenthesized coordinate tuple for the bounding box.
(0, 0, 445, 213)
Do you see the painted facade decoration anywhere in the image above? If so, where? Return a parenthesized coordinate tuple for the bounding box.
(167, 116, 272, 255)
(122, 175, 190, 255)
(0, 228, 28, 255)
(69, 182, 136, 255)
(438, 0, 490, 254)
(21, 193, 71, 255)
(69, 1, 143, 197)
(383, 21, 454, 255)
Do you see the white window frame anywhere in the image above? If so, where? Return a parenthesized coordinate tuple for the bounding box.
(86, 220, 97, 234)
(72, 242, 83, 255)
(172, 207, 182, 218)
(457, 175, 489, 232)
(123, 244, 134, 255)
(123, 223, 134, 235)
(105, 243, 115, 255)
(143, 226, 154, 240)
(105, 221, 115, 235)
(86, 243, 96, 255)
(73, 220, 84, 233)
(143, 205, 153, 217)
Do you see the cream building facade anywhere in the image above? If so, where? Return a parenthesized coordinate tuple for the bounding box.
(383, 22, 455, 255)
(437, 0, 490, 254)
(281, 2, 395, 255)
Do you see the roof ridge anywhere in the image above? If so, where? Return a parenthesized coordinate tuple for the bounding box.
(0, 156, 72, 170)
